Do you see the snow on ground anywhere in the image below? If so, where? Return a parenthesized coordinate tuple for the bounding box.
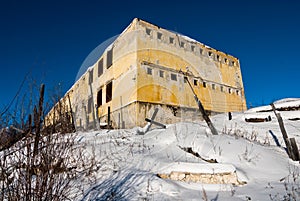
(77, 99, 300, 201)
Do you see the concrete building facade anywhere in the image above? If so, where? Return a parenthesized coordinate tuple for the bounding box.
(46, 18, 247, 130)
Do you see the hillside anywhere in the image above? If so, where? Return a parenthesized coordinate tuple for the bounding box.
(77, 99, 300, 200)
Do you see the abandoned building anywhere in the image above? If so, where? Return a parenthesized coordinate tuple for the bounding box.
(46, 18, 247, 130)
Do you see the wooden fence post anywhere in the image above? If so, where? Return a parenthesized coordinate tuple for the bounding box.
(271, 103, 299, 161)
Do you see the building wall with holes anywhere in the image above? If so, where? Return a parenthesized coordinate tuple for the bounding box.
(46, 18, 247, 130)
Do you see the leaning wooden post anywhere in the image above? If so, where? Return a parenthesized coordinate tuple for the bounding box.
(270, 103, 297, 160)
(183, 75, 218, 135)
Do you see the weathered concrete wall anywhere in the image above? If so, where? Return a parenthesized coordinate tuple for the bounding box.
(46, 18, 247, 130)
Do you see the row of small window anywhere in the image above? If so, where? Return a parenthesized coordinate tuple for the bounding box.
(147, 67, 240, 95)
(145, 27, 237, 66)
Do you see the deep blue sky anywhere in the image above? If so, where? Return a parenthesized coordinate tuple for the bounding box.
(0, 0, 299, 111)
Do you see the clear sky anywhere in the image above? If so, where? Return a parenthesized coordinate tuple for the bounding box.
(0, 0, 299, 111)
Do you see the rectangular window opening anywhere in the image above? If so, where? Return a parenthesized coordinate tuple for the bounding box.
(236, 90, 239, 95)
(107, 48, 113, 68)
(157, 32, 162, 40)
(98, 58, 103, 76)
(146, 28, 151, 36)
(203, 82, 206, 88)
(147, 67, 152, 75)
(169, 37, 174, 44)
(180, 41, 185, 48)
(212, 84, 215, 90)
(159, 70, 164, 78)
(194, 79, 198, 86)
(171, 73, 177, 81)
(220, 86, 224, 92)
(228, 88, 231, 94)
(191, 45, 195, 52)
(106, 81, 113, 103)
(184, 76, 188, 83)
(97, 89, 103, 107)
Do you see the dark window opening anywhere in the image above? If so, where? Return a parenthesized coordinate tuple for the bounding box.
(106, 81, 113, 103)
(146, 28, 151, 35)
(171, 73, 177, 81)
(97, 89, 102, 107)
(212, 84, 215, 90)
(169, 37, 174, 44)
(184, 76, 187, 83)
(98, 59, 103, 76)
(236, 90, 239, 95)
(203, 82, 206, 88)
(224, 58, 228, 64)
(159, 70, 164, 78)
(228, 88, 231, 94)
(194, 79, 198, 86)
(180, 41, 185, 48)
(220, 86, 224, 92)
(200, 48, 203, 55)
(147, 67, 152, 75)
(157, 32, 162, 40)
(107, 48, 113, 68)
(191, 45, 195, 52)
(87, 97, 93, 114)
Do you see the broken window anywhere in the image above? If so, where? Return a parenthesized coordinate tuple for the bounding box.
(159, 70, 164, 78)
(169, 37, 174, 44)
(97, 89, 102, 107)
(87, 97, 93, 114)
(146, 28, 151, 36)
(171, 73, 177, 81)
(106, 81, 113, 103)
(98, 58, 103, 77)
(147, 67, 152, 75)
(157, 32, 162, 40)
(107, 48, 113, 68)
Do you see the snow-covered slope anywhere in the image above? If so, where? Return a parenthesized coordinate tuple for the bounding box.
(77, 99, 300, 201)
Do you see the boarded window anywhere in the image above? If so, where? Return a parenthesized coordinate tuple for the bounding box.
(87, 97, 93, 114)
(106, 81, 113, 103)
(89, 69, 93, 84)
(98, 58, 103, 76)
(159, 70, 164, 78)
(97, 89, 102, 106)
(171, 73, 177, 81)
(107, 48, 113, 68)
